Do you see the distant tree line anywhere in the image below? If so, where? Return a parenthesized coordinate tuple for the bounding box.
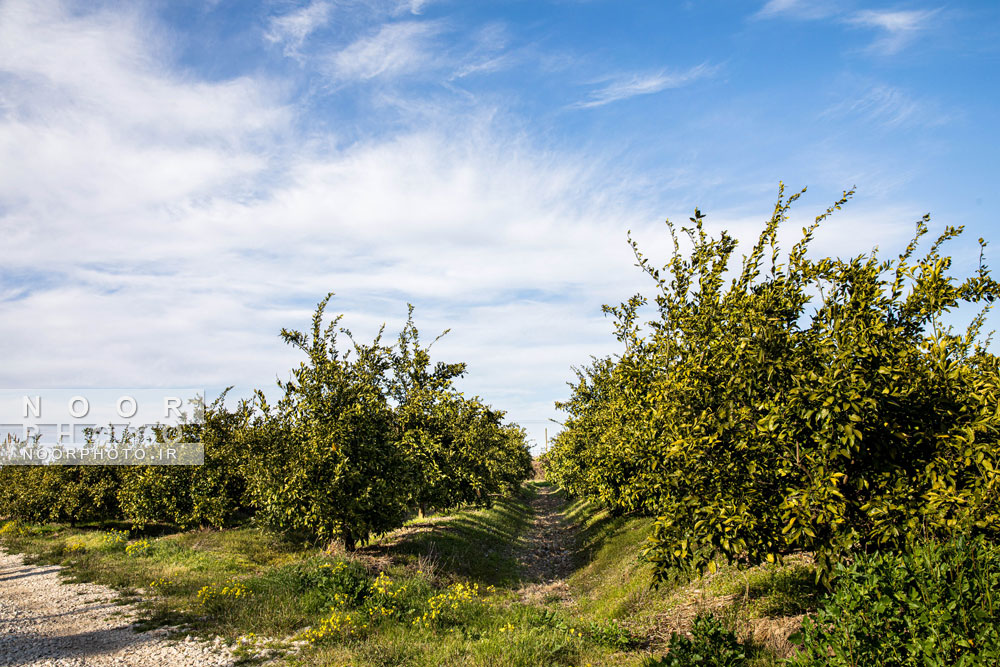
(0, 295, 533, 549)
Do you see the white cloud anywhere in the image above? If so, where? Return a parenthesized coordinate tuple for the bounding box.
(265, 1, 332, 58)
(850, 8, 935, 32)
(847, 9, 940, 55)
(0, 119, 657, 443)
(573, 63, 717, 109)
(329, 20, 443, 80)
(397, 0, 431, 15)
(0, 0, 953, 451)
(0, 1, 653, 448)
(827, 84, 951, 128)
(758, 0, 797, 13)
(755, 2, 942, 55)
(449, 22, 513, 79)
(0, 0, 286, 220)
(755, 0, 839, 20)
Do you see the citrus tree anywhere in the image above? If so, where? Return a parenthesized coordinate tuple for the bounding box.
(392, 309, 532, 513)
(548, 185, 1000, 582)
(249, 294, 532, 548)
(249, 294, 410, 549)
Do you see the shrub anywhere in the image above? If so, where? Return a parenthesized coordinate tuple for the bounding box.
(0, 465, 122, 525)
(263, 559, 372, 614)
(100, 528, 129, 549)
(302, 609, 363, 642)
(390, 307, 532, 512)
(586, 619, 642, 649)
(644, 614, 749, 666)
(397, 390, 532, 513)
(423, 580, 486, 625)
(117, 394, 261, 529)
(0, 401, 258, 531)
(248, 295, 413, 549)
(0, 520, 24, 536)
(149, 577, 175, 592)
(790, 536, 1000, 666)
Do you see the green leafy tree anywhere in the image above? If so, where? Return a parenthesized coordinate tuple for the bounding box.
(391, 308, 532, 513)
(548, 185, 1000, 582)
(1, 295, 531, 547)
(118, 394, 260, 529)
(0, 464, 121, 525)
(249, 294, 410, 550)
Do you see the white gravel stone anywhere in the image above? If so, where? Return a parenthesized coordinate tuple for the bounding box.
(0, 549, 238, 666)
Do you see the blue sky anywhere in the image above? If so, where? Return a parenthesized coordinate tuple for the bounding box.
(1, 0, 998, 450)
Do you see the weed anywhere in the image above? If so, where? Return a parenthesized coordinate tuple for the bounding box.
(101, 529, 129, 549)
(198, 578, 252, 611)
(126, 539, 151, 557)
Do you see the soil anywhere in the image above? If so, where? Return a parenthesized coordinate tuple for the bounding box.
(516, 484, 576, 605)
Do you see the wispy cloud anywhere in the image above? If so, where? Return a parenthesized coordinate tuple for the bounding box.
(847, 9, 940, 55)
(755, 0, 838, 20)
(0, 0, 657, 448)
(449, 22, 514, 79)
(265, 1, 332, 58)
(755, 2, 941, 55)
(329, 20, 443, 80)
(826, 83, 951, 128)
(573, 63, 717, 109)
(398, 0, 431, 15)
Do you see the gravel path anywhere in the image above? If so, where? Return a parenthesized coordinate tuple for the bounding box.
(0, 550, 236, 667)
(517, 483, 576, 604)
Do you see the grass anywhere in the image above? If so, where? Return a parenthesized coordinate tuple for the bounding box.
(362, 484, 537, 587)
(558, 497, 821, 663)
(0, 521, 320, 641)
(0, 483, 817, 665)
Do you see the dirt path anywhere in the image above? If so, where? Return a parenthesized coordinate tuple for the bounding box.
(516, 483, 576, 604)
(0, 549, 235, 667)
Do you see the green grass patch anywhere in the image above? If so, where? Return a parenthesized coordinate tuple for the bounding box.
(557, 497, 814, 664)
(0, 486, 810, 666)
(702, 557, 821, 619)
(564, 498, 668, 627)
(363, 484, 536, 588)
(0, 521, 318, 636)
